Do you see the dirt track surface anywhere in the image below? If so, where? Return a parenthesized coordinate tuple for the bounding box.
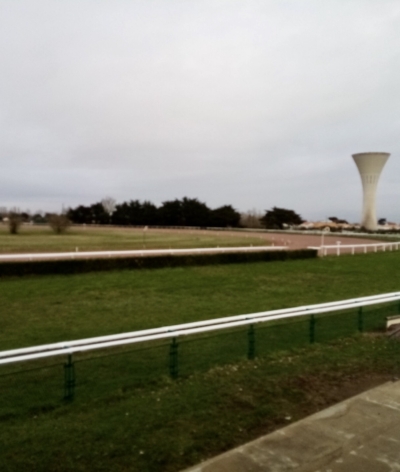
(262, 232, 381, 251)
(144, 228, 382, 252)
(163, 229, 382, 255)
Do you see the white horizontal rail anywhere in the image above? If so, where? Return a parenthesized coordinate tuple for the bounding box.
(309, 242, 400, 256)
(0, 291, 397, 360)
(1, 292, 399, 366)
(0, 246, 287, 261)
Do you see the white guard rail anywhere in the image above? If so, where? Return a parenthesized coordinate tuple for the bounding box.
(309, 242, 400, 257)
(1, 292, 399, 366)
(0, 246, 286, 261)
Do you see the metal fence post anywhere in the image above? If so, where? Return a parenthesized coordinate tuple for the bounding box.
(169, 337, 179, 379)
(247, 324, 256, 360)
(309, 315, 316, 344)
(358, 306, 364, 333)
(64, 354, 75, 401)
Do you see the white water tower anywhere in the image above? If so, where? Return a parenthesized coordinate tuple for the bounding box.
(352, 152, 390, 231)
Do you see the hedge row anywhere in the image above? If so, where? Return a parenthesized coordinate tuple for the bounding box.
(0, 249, 317, 278)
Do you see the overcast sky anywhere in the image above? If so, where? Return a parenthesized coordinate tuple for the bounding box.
(1, 0, 399, 222)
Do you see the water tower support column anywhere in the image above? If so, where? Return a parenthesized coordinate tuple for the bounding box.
(352, 152, 390, 231)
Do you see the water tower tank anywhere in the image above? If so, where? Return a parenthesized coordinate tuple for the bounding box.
(352, 152, 390, 231)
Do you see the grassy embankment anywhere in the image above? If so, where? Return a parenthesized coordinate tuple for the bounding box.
(0, 224, 268, 254)
(1, 251, 400, 471)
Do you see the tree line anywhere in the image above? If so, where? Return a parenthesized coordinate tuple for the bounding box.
(67, 197, 242, 228)
(1, 200, 305, 234)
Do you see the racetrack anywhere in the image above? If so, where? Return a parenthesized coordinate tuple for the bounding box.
(0, 228, 384, 261)
(261, 231, 381, 250)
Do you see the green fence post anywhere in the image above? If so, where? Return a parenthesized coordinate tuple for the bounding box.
(309, 315, 316, 344)
(358, 306, 364, 333)
(248, 324, 256, 360)
(169, 337, 179, 379)
(64, 354, 75, 402)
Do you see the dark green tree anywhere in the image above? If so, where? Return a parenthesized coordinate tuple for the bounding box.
(157, 199, 184, 226)
(67, 205, 93, 224)
(141, 201, 158, 225)
(89, 203, 109, 225)
(180, 197, 211, 227)
(68, 197, 241, 228)
(112, 200, 158, 226)
(158, 198, 211, 227)
(260, 207, 303, 229)
(67, 203, 109, 225)
(210, 205, 241, 227)
(113, 200, 142, 225)
(111, 202, 131, 225)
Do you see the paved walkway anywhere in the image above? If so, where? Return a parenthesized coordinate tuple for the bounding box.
(184, 380, 400, 472)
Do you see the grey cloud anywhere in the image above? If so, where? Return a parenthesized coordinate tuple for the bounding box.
(1, 0, 399, 221)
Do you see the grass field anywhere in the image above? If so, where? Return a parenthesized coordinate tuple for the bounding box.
(2, 251, 400, 349)
(1, 338, 400, 472)
(0, 224, 267, 254)
(1, 252, 400, 471)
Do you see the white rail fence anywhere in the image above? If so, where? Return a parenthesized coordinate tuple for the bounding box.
(1, 292, 399, 402)
(2, 292, 399, 366)
(309, 242, 400, 257)
(0, 246, 287, 262)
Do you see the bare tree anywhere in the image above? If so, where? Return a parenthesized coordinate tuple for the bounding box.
(7, 210, 23, 234)
(101, 197, 116, 224)
(48, 214, 71, 234)
(240, 209, 263, 229)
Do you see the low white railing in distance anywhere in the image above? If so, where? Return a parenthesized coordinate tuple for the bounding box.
(309, 242, 400, 257)
(0, 246, 287, 262)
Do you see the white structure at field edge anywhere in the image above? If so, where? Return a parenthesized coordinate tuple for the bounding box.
(352, 152, 390, 231)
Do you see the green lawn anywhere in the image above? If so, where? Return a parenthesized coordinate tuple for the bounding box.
(2, 251, 400, 350)
(0, 224, 267, 254)
(1, 252, 400, 471)
(1, 336, 400, 472)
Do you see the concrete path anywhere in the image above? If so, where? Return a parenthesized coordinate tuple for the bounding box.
(184, 380, 400, 472)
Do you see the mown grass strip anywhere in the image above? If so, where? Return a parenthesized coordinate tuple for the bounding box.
(1, 252, 400, 470)
(1, 335, 399, 472)
(2, 251, 400, 350)
(0, 300, 394, 415)
(0, 225, 268, 254)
